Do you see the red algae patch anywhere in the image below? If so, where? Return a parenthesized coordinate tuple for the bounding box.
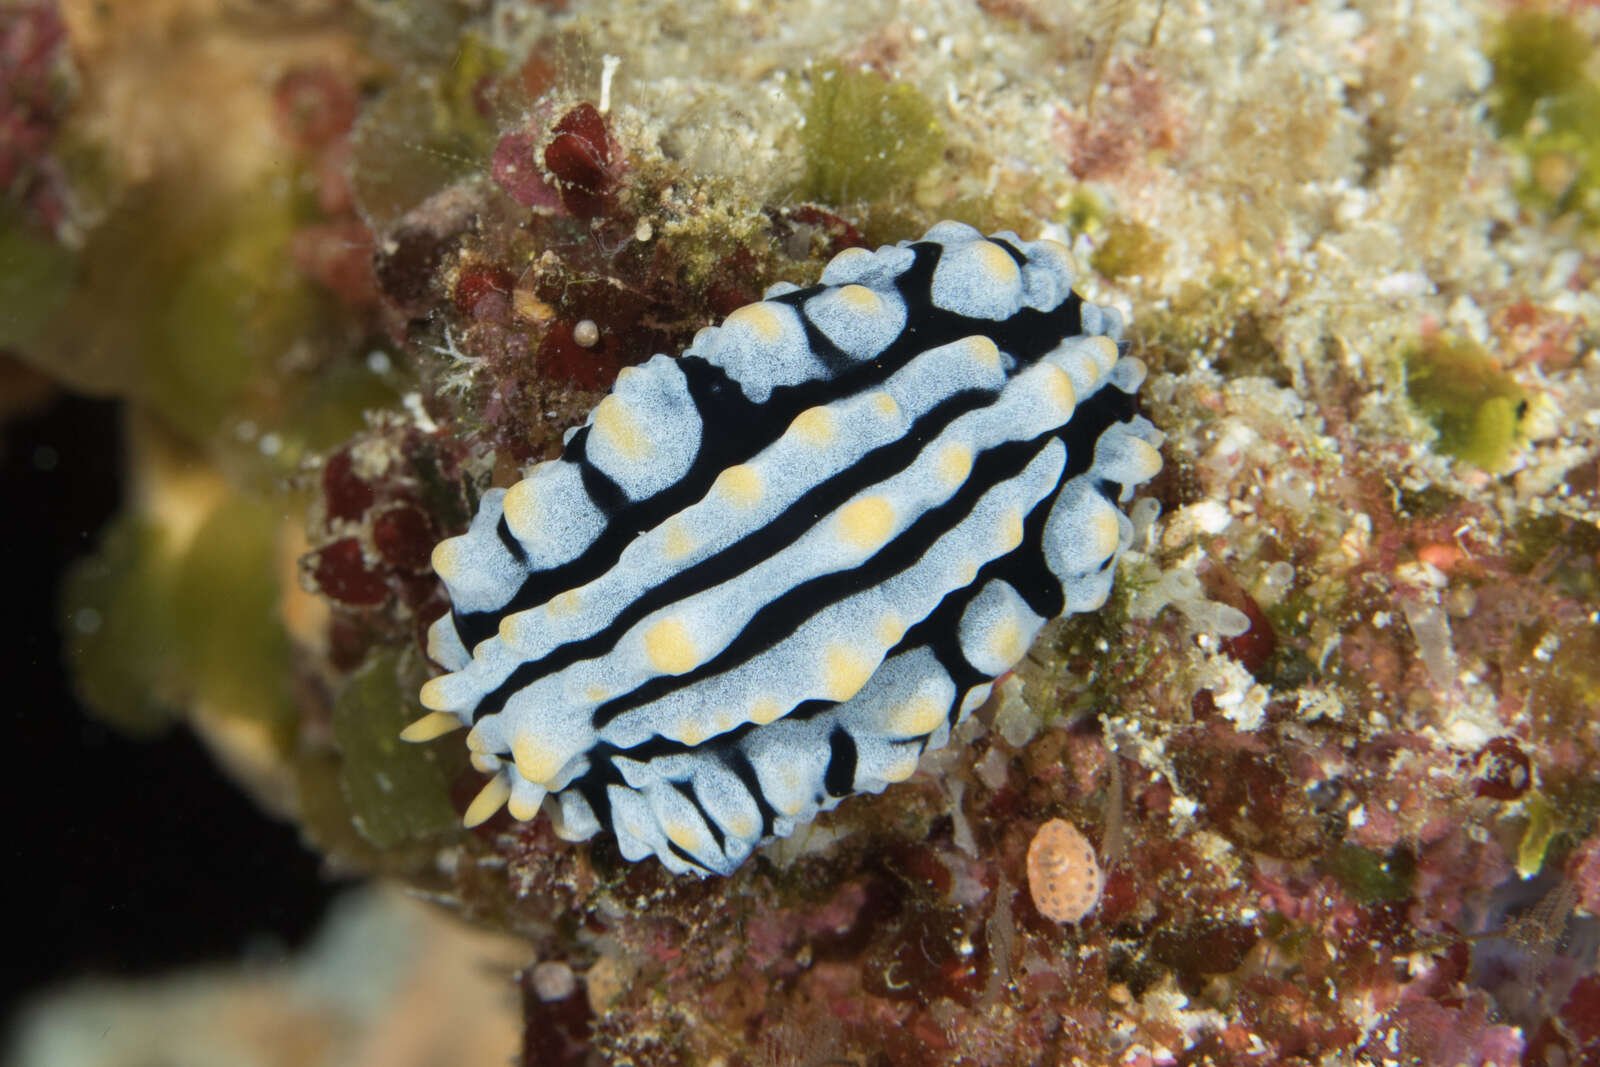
(1026, 818, 1104, 924)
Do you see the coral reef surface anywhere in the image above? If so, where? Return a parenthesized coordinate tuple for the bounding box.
(7, 0, 1600, 1063)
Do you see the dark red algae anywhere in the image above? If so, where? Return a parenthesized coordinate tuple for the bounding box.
(543, 103, 615, 218)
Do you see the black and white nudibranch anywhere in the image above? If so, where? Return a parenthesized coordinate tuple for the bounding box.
(404, 221, 1162, 876)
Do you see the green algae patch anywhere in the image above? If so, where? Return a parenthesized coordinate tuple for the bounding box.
(1516, 792, 1561, 879)
(0, 208, 76, 352)
(1488, 11, 1600, 227)
(438, 33, 508, 148)
(273, 355, 407, 470)
(172, 494, 295, 731)
(60, 488, 292, 736)
(59, 514, 183, 736)
(799, 62, 944, 207)
(146, 184, 319, 446)
(22, 174, 326, 449)
(1060, 188, 1109, 237)
(1518, 82, 1600, 224)
(1402, 334, 1524, 471)
(1322, 845, 1416, 905)
(1488, 11, 1591, 135)
(332, 652, 462, 849)
(294, 747, 385, 867)
(1090, 217, 1167, 282)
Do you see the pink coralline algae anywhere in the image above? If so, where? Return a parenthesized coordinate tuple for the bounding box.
(1, 3, 71, 231)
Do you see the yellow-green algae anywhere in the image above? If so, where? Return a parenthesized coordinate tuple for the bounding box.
(1488, 10, 1600, 227)
(172, 495, 295, 731)
(59, 515, 182, 735)
(22, 173, 335, 458)
(1089, 216, 1168, 282)
(332, 652, 462, 850)
(1516, 792, 1561, 879)
(798, 61, 944, 207)
(149, 187, 319, 446)
(61, 489, 293, 736)
(1488, 11, 1592, 135)
(1402, 333, 1525, 471)
(0, 207, 76, 352)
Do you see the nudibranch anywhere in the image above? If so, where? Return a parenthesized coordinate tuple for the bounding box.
(405, 221, 1162, 876)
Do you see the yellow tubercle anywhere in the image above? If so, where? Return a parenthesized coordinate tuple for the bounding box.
(823, 644, 875, 702)
(977, 241, 1023, 286)
(1040, 364, 1078, 417)
(875, 613, 907, 648)
(644, 617, 700, 675)
(463, 774, 511, 828)
(1085, 335, 1118, 378)
(502, 480, 539, 540)
(750, 696, 784, 724)
(836, 495, 895, 551)
(713, 464, 764, 507)
(661, 518, 698, 560)
(935, 443, 973, 487)
(725, 302, 787, 342)
(662, 818, 704, 852)
(513, 734, 565, 785)
(962, 335, 1002, 371)
(881, 750, 920, 782)
(1037, 237, 1072, 262)
(400, 710, 465, 742)
(1090, 508, 1122, 561)
(888, 694, 945, 736)
(507, 788, 545, 822)
(837, 284, 883, 313)
(418, 677, 452, 711)
(788, 405, 837, 447)
(997, 509, 1025, 552)
(593, 395, 651, 461)
(431, 538, 460, 581)
(547, 588, 584, 619)
(989, 616, 1028, 667)
(776, 768, 807, 814)
(675, 714, 709, 746)
(1126, 438, 1164, 482)
(869, 392, 900, 420)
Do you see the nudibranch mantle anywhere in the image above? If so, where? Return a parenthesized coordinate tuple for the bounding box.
(407, 221, 1162, 876)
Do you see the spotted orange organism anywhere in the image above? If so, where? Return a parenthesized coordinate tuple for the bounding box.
(1026, 817, 1104, 923)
